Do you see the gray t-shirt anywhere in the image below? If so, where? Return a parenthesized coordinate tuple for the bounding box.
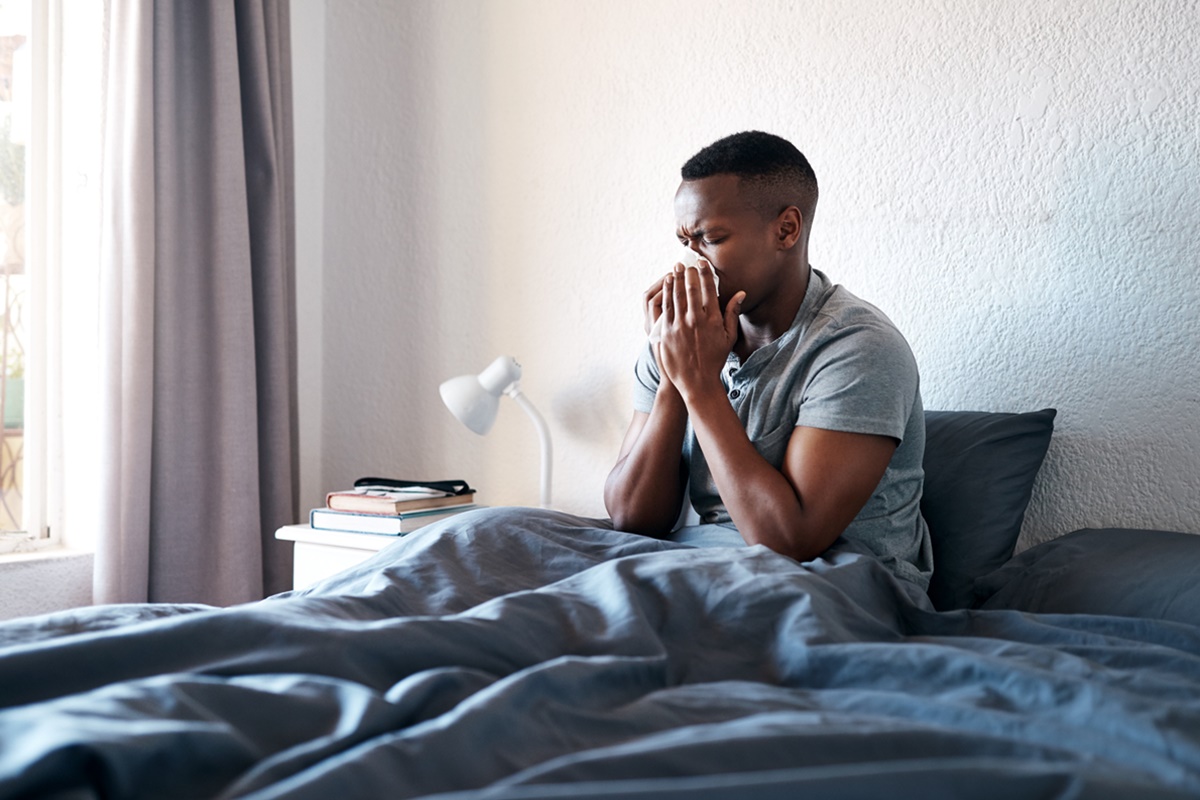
(632, 267, 933, 588)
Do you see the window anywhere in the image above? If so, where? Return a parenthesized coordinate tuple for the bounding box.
(0, 0, 101, 555)
(0, 0, 31, 546)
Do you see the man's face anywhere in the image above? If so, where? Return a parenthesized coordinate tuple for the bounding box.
(674, 174, 780, 313)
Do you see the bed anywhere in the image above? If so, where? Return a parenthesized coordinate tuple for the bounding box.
(2, 409, 1199, 799)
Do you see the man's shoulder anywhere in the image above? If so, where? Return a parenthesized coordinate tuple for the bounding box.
(785, 277, 919, 388)
(815, 281, 901, 332)
(802, 284, 912, 360)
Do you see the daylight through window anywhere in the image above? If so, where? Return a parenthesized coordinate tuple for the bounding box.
(0, 1, 28, 536)
(0, 0, 102, 553)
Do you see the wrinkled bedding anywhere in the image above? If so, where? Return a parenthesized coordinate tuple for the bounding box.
(1, 507, 1198, 799)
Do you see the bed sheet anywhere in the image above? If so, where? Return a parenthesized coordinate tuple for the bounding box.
(1, 507, 1198, 799)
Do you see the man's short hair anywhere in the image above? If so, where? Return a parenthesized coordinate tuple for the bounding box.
(681, 131, 818, 225)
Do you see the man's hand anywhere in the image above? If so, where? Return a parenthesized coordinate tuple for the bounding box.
(658, 262, 745, 402)
(603, 268, 696, 535)
(642, 273, 667, 336)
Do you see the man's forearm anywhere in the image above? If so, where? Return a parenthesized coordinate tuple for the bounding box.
(604, 385, 689, 534)
(682, 388, 814, 559)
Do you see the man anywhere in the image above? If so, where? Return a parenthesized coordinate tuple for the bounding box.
(604, 131, 932, 588)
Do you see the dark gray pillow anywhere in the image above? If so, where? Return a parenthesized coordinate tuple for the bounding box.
(975, 528, 1200, 625)
(921, 408, 1056, 611)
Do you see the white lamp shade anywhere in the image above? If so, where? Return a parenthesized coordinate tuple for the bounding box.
(439, 356, 524, 435)
(439, 374, 501, 435)
(438, 355, 553, 507)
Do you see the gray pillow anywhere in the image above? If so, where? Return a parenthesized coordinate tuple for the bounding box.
(975, 527, 1200, 625)
(921, 408, 1056, 610)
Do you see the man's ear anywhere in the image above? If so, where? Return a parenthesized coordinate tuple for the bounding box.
(776, 206, 804, 249)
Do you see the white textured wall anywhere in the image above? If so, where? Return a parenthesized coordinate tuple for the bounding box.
(313, 0, 1200, 547)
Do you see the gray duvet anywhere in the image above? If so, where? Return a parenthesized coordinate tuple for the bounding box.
(1, 507, 1198, 799)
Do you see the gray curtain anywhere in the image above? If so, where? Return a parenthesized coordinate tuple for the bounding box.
(96, 0, 298, 605)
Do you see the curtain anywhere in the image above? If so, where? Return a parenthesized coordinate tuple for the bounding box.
(96, 0, 298, 605)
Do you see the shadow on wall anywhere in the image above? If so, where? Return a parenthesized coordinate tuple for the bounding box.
(1022, 425, 1200, 550)
(551, 365, 631, 452)
(1016, 112, 1200, 545)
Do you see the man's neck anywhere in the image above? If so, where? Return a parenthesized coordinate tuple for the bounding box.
(734, 262, 810, 360)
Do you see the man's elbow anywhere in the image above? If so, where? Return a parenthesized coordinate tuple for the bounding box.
(608, 511, 638, 534)
(746, 516, 845, 565)
(603, 467, 683, 536)
(606, 503, 672, 537)
(607, 506, 655, 536)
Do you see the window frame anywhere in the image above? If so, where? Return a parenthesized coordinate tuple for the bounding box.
(0, 0, 58, 554)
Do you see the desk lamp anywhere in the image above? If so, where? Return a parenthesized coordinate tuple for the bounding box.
(439, 356, 552, 508)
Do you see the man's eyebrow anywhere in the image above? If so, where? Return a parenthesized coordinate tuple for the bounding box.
(677, 224, 729, 241)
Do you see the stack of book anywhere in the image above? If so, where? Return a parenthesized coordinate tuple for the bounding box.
(311, 479, 479, 535)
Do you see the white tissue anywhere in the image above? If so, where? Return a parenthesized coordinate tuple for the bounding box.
(648, 315, 665, 346)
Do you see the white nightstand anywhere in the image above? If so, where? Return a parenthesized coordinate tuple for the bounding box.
(275, 524, 397, 590)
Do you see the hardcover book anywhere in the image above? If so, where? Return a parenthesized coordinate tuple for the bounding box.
(309, 505, 478, 535)
(325, 483, 477, 515)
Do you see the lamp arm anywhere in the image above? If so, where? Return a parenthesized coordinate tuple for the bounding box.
(506, 386, 552, 508)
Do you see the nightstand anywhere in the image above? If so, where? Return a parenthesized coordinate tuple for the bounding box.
(275, 524, 396, 590)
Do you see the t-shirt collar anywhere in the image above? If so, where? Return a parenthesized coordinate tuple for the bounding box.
(728, 266, 832, 374)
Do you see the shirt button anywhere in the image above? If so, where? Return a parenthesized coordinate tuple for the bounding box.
(730, 389, 741, 399)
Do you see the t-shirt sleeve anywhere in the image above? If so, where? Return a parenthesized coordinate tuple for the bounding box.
(631, 341, 661, 414)
(794, 313, 919, 442)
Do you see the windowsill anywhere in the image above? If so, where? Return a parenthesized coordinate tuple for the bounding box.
(0, 546, 95, 621)
(0, 544, 93, 564)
